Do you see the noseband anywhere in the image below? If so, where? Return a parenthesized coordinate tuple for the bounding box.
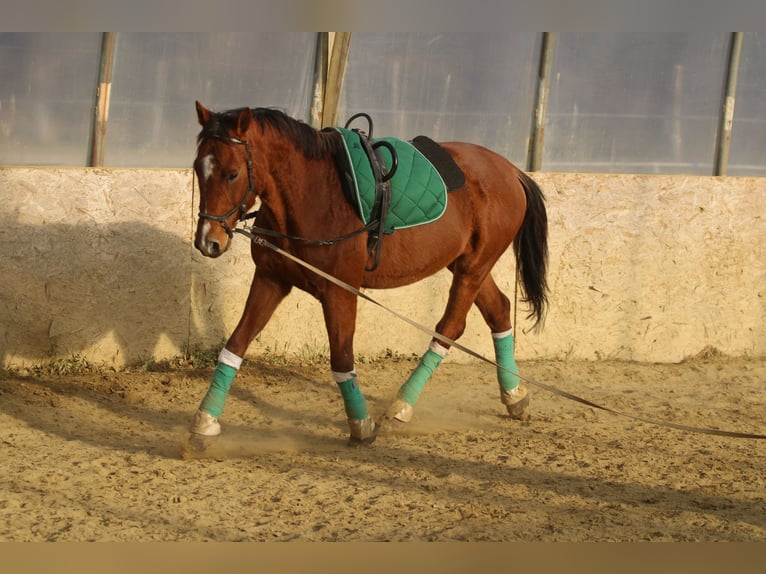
(197, 135, 256, 238)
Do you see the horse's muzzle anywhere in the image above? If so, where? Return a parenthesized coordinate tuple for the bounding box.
(195, 221, 229, 258)
(196, 238, 223, 258)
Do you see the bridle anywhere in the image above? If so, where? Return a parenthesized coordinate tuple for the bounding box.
(197, 135, 257, 238)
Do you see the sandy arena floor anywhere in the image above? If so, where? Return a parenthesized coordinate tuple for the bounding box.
(1, 354, 764, 541)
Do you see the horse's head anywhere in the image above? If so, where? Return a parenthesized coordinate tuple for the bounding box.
(193, 101, 260, 258)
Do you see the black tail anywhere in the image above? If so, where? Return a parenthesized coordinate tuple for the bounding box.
(513, 171, 549, 328)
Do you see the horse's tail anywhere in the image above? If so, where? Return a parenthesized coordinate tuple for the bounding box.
(513, 171, 549, 329)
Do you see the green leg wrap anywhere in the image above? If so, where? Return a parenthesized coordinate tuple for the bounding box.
(493, 332, 520, 392)
(397, 349, 444, 406)
(337, 377, 368, 420)
(199, 363, 237, 419)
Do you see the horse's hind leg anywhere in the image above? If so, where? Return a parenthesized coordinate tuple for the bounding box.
(386, 265, 487, 423)
(385, 339, 450, 423)
(473, 275, 530, 421)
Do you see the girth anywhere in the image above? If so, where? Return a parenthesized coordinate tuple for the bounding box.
(339, 113, 398, 271)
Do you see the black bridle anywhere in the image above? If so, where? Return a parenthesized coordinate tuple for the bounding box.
(197, 135, 257, 238)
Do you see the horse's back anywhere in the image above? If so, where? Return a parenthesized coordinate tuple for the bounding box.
(360, 140, 528, 289)
(438, 141, 528, 228)
(439, 141, 525, 185)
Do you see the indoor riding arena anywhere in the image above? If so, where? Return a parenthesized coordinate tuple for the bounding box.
(1, 32, 764, 545)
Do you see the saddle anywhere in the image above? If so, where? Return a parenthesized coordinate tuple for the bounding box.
(331, 113, 466, 271)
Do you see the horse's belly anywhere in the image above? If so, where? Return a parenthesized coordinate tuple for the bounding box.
(360, 225, 465, 289)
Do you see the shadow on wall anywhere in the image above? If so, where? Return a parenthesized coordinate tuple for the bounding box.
(0, 217, 227, 368)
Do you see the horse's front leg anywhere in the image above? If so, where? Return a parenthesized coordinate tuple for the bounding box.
(322, 287, 377, 445)
(189, 271, 291, 437)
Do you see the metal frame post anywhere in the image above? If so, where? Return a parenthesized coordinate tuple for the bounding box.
(322, 32, 352, 129)
(714, 32, 744, 176)
(309, 32, 328, 129)
(89, 32, 116, 167)
(527, 32, 555, 172)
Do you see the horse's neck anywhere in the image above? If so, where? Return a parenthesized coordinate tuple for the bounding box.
(260, 145, 349, 235)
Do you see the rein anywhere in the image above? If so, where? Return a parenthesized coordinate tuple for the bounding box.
(234, 227, 766, 441)
(239, 211, 384, 247)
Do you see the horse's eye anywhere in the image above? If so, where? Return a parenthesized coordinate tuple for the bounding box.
(227, 172, 238, 182)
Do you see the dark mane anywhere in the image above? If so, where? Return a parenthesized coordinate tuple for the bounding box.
(197, 107, 342, 160)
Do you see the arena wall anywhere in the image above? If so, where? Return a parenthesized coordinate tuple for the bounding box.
(1, 167, 763, 368)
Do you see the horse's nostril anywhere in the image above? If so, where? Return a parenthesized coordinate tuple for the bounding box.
(208, 240, 221, 256)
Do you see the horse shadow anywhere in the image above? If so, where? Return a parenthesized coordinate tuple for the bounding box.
(0, 216, 228, 368)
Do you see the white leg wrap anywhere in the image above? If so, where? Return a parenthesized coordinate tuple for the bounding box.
(429, 340, 450, 357)
(492, 328, 513, 339)
(218, 348, 243, 370)
(332, 369, 357, 383)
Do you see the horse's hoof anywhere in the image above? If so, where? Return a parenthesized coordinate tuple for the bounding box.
(189, 409, 221, 436)
(501, 385, 530, 422)
(347, 415, 378, 446)
(384, 399, 414, 423)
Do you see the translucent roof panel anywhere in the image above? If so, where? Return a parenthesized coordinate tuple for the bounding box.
(1, 32, 763, 176)
(105, 32, 317, 167)
(339, 32, 540, 168)
(543, 33, 730, 174)
(0, 33, 101, 166)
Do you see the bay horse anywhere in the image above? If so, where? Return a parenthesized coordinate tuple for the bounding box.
(189, 101, 548, 445)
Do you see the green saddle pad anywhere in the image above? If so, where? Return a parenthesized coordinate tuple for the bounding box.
(333, 127, 448, 231)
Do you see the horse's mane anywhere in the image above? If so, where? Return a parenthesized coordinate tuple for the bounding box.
(198, 107, 342, 160)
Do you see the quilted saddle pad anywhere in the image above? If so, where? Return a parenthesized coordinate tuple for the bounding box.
(333, 127, 449, 231)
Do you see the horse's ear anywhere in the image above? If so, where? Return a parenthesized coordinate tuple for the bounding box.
(196, 100, 212, 126)
(236, 107, 252, 135)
